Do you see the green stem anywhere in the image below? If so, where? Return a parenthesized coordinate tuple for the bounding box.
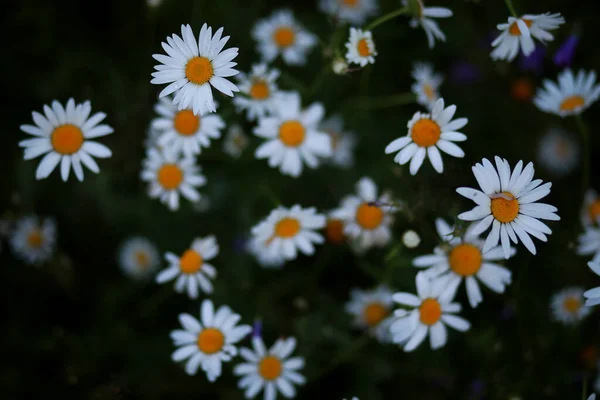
(576, 114, 590, 195)
(351, 92, 415, 109)
(310, 334, 370, 381)
(365, 7, 409, 31)
(504, 0, 518, 17)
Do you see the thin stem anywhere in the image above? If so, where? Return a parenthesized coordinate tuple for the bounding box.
(504, 0, 518, 17)
(365, 7, 409, 31)
(350, 92, 416, 109)
(576, 114, 590, 195)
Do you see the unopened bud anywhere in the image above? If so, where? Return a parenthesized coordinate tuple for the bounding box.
(402, 230, 421, 248)
(332, 58, 349, 75)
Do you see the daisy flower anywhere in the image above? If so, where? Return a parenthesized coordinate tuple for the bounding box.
(254, 92, 332, 177)
(576, 225, 600, 261)
(118, 236, 160, 281)
(151, 24, 239, 116)
(457, 157, 560, 258)
(344, 28, 377, 67)
(151, 96, 225, 157)
(413, 218, 514, 308)
(156, 236, 218, 298)
(171, 299, 252, 381)
(331, 177, 395, 251)
(411, 62, 443, 109)
(19, 98, 113, 182)
(10, 216, 56, 265)
(223, 124, 249, 158)
(550, 287, 590, 325)
(318, 0, 378, 24)
(403, 0, 453, 49)
(345, 285, 395, 342)
(233, 63, 281, 121)
(584, 261, 600, 307)
(582, 189, 600, 227)
(491, 13, 565, 62)
(234, 336, 305, 400)
(251, 205, 326, 262)
(252, 9, 318, 66)
(534, 69, 600, 117)
(390, 272, 470, 351)
(320, 115, 357, 169)
(384, 98, 468, 175)
(247, 237, 286, 269)
(536, 127, 580, 177)
(140, 147, 206, 211)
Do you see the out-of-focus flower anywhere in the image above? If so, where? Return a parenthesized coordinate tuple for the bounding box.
(320, 115, 357, 169)
(118, 236, 160, 281)
(345, 285, 395, 342)
(534, 69, 600, 117)
(536, 127, 579, 177)
(581, 190, 600, 227)
(577, 226, 600, 261)
(10, 216, 56, 265)
(318, 0, 378, 25)
(247, 236, 286, 269)
(585, 261, 600, 307)
(411, 62, 443, 109)
(550, 287, 590, 325)
(332, 57, 349, 75)
(553, 34, 579, 68)
(511, 78, 534, 102)
(403, 0, 453, 49)
(402, 230, 421, 248)
(223, 124, 249, 158)
(345, 28, 377, 67)
(233, 64, 281, 121)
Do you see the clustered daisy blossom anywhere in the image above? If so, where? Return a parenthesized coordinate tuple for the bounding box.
(10, 216, 56, 265)
(233, 63, 281, 121)
(403, 0, 453, 49)
(318, 0, 378, 24)
(344, 28, 377, 67)
(345, 285, 394, 342)
(411, 62, 443, 109)
(118, 236, 160, 280)
(534, 69, 600, 117)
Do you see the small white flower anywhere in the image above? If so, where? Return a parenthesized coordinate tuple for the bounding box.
(534, 69, 600, 117)
(320, 115, 357, 169)
(402, 230, 421, 248)
(345, 285, 395, 342)
(411, 62, 443, 109)
(403, 0, 453, 49)
(577, 225, 600, 261)
(536, 127, 579, 177)
(10, 216, 56, 265)
(247, 236, 287, 269)
(233, 63, 281, 121)
(156, 236, 218, 298)
(344, 28, 377, 67)
(170, 299, 252, 381)
(457, 157, 560, 258)
(332, 57, 349, 75)
(234, 336, 306, 400)
(550, 287, 590, 325)
(390, 272, 470, 351)
(585, 261, 600, 307)
(151, 24, 239, 116)
(491, 13, 565, 61)
(222, 124, 249, 158)
(318, 0, 378, 24)
(582, 189, 600, 227)
(118, 236, 160, 280)
(385, 98, 468, 175)
(19, 98, 113, 182)
(252, 9, 318, 66)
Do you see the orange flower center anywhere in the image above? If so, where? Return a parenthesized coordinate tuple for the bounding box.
(174, 110, 200, 135)
(250, 80, 270, 100)
(27, 230, 43, 248)
(423, 84, 435, 100)
(355, 202, 383, 230)
(419, 298, 442, 325)
(135, 251, 150, 269)
(560, 95, 585, 112)
(51, 124, 84, 155)
(273, 27, 295, 47)
(275, 217, 301, 238)
(511, 78, 533, 102)
(411, 118, 441, 147)
(357, 38, 371, 57)
(340, 0, 358, 6)
(157, 164, 184, 190)
(364, 302, 388, 327)
(185, 56, 214, 85)
(196, 328, 224, 354)
(563, 296, 581, 313)
(509, 19, 532, 36)
(449, 244, 482, 276)
(491, 192, 519, 223)
(179, 249, 203, 274)
(588, 200, 600, 223)
(259, 356, 283, 380)
(325, 218, 345, 244)
(278, 120, 305, 147)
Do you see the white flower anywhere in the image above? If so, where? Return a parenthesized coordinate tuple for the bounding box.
(233, 63, 281, 121)
(223, 124, 249, 158)
(550, 287, 590, 325)
(402, 230, 421, 248)
(19, 98, 113, 182)
(345, 285, 395, 342)
(151, 24, 239, 116)
(411, 62, 443, 109)
(251, 205, 326, 262)
(588, 395, 596, 400)
(171, 299, 252, 381)
(403, 0, 453, 49)
(144, 125, 163, 150)
(344, 28, 377, 67)
(331, 177, 395, 251)
(584, 261, 600, 307)
(534, 69, 600, 117)
(140, 147, 206, 211)
(577, 225, 600, 261)
(332, 58, 349, 75)
(247, 236, 287, 269)
(252, 9, 318, 66)
(390, 272, 470, 351)
(254, 92, 332, 177)
(156, 236, 218, 298)
(536, 127, 579, 177)
(318, 0, 378, 24)
(413, 219, 513, 308)
(234, 336, 305, 400)
(118, 236, 160, 280)
(491, 13, 565, 61)
(385, 98, 468, 175)
(10, 216, 56, 265)
(151, 96, 225, 157)
(582, 189, 600, 227)
(320, 115, 357, 169)
(457, 157, 560, 258)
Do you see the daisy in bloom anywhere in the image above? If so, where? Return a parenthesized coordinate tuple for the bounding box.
(320, 115, 357, 169)
(252, 9, 318, 66)
(19, 98, 113, 182)
(171, 299, 251, 381)
(344, 28, 376, 67)
(413, 219, 513, 308)
(318, 0, 378, 24)
(151, 24, 239, 116)
(550, 287, 590, 325)
(10, 216, 56, 265)
(254, 92, 332, 177)
(118, 236, 160, 281)
(345, 285, 394, 342)
(384, 98, 468, 175)
(331, 177, 395, 251)
(584, 261, 600, 307)
(576, 225, 600, 261)
(582, 190, 600, 227)
(403, 0, 453, 49)
(533, 69, 600, 117)
(223, 124, 249, 158)
(390, 272, 470, 351)
(233, 336, 305, 400)
(140, 148, 206, 211)
(151, 96, 225, 157)
(457, 157, 560, 258)
(491, 13, 565, 62)
(247, 237, 286, 269)
(233, 64, 281, 121)
(251, 205, 326, 261)
(411, 62, 443, 109)
(536, 127, 579, 177)
(156, 236, 218, 298)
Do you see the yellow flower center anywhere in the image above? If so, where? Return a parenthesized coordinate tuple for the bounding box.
(491, 192, 519, 223)
(449, 244, 482, 277)
(157, 164, 184, 190)
(259, 356, 283, 380)
(340, 0, 358, 6)
(357, 38, 371, 57)
(364, 302, 388, 327)
(27, 230, 43, 248)
(560, 95, 585, 112)
(273, 27, 295, 47)
(278, 120, 306, 147)
(326, 130, 340, 150)
(588, 200, 600, 223)
(135, 251, 150, 269)
(355, 202, 383, 230)
(275, 217, 301, 238)
(563, 296, 581, 313)
(423, 84, 435, 100)
(179, 249, 203, 274)
(509, 19, 532, 36)
(250, 80, 270, 100)
(185, 56, 214, 85)
(196, 328, 224, 354)
(174, 110, 200, 136)
(51, 124, 84, 155)
(325, 218, 345, 244)
(411, 118, 441, 148)
(419, 298, 442, 326)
